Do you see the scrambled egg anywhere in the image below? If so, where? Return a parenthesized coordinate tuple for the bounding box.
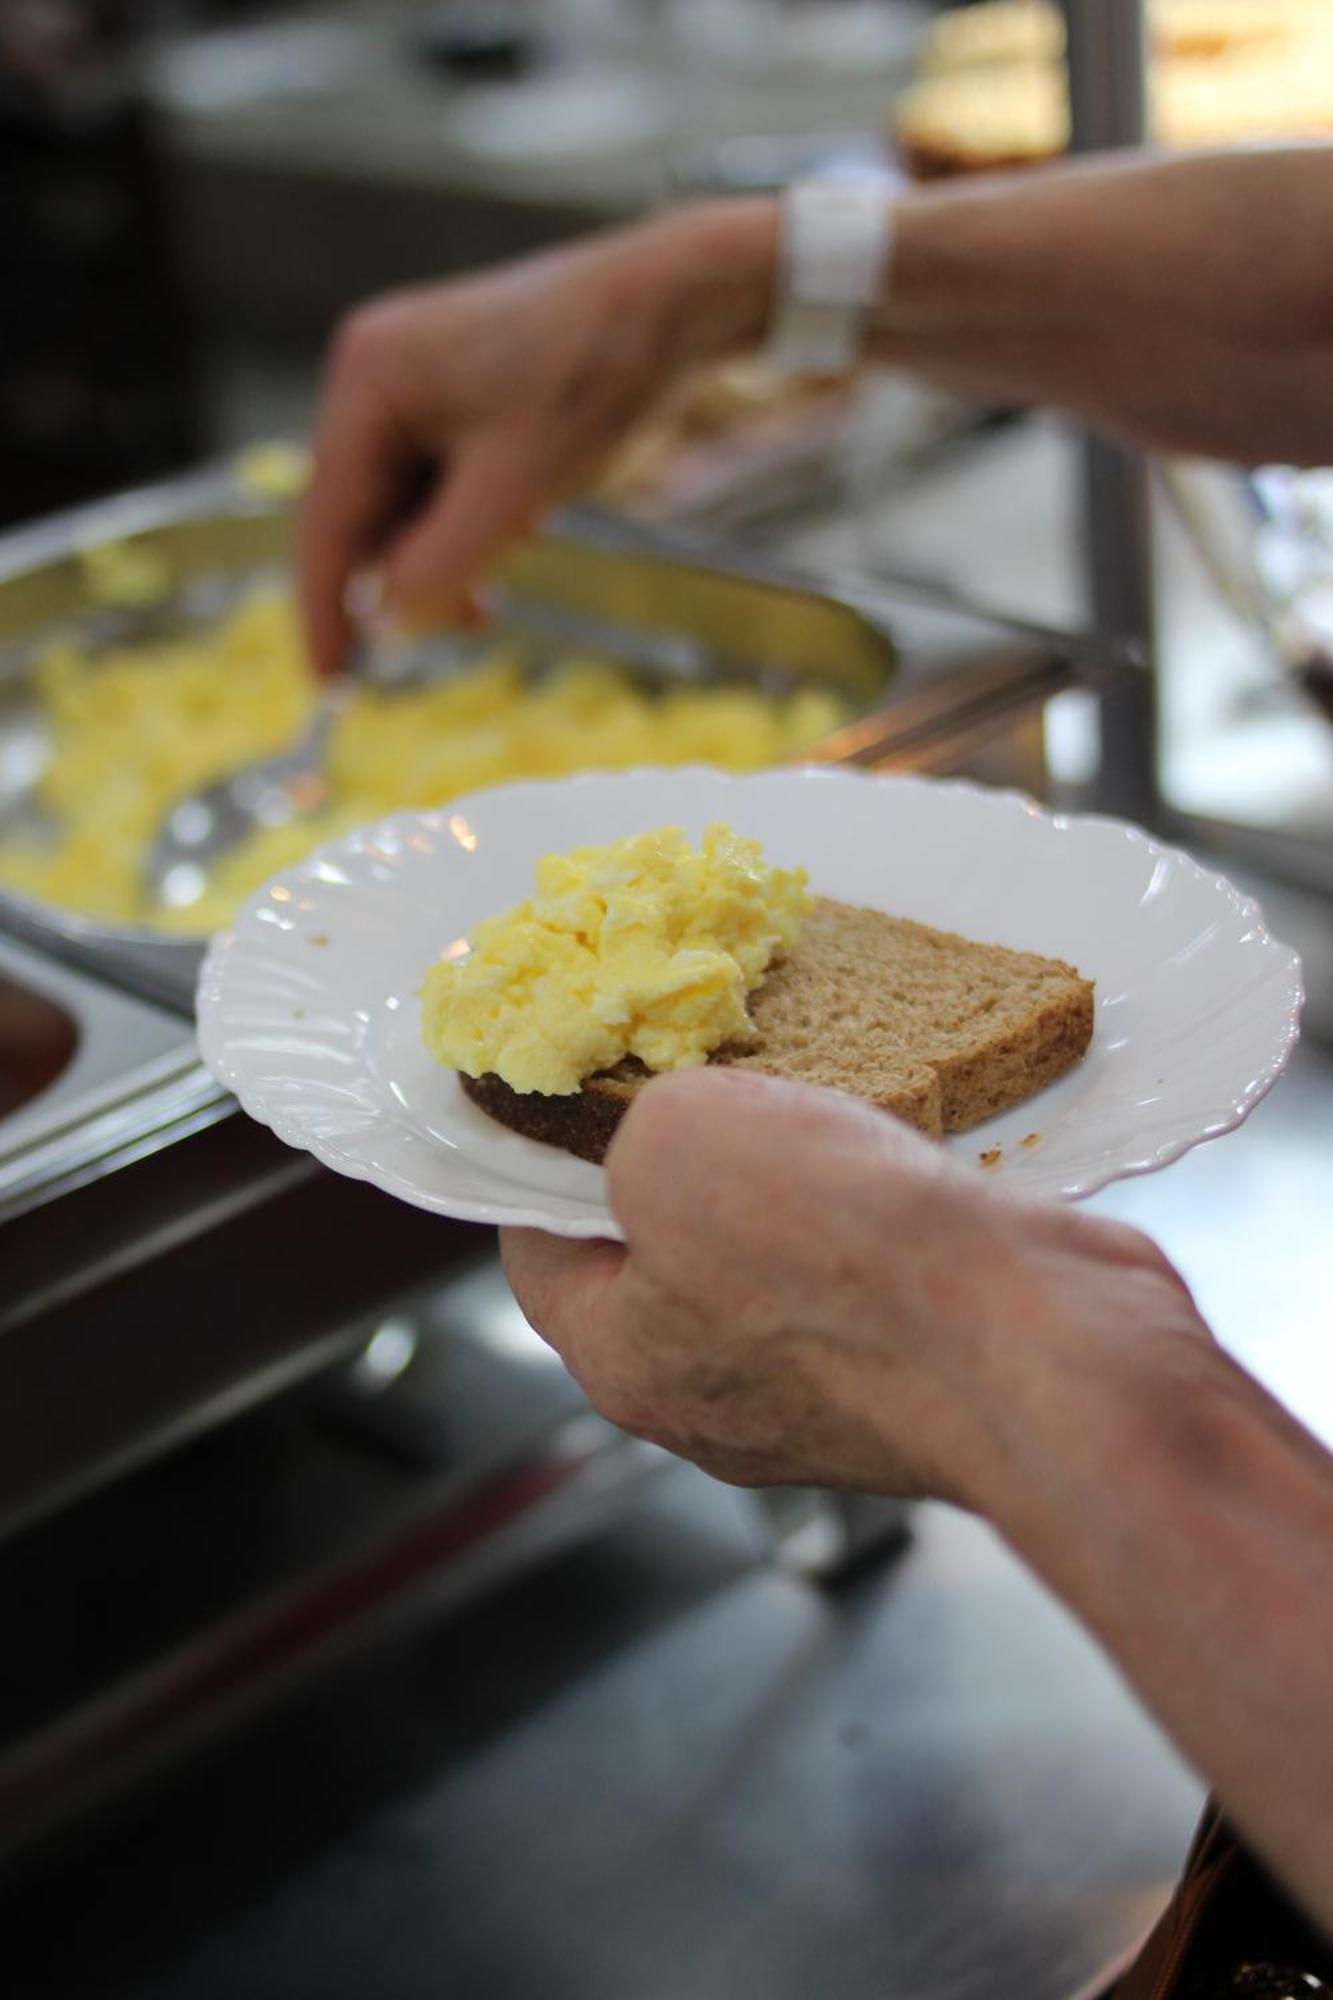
(0, 588, 849, 935)
(232, 441, 311, 501)
(421, 823, 810, 1096)
(78, 538, 173, 609)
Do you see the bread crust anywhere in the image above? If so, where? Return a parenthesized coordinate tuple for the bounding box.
(456, 896, 1094, 1166)
(461, 1067, 640, 1167)
(461, 1055, 943, 1166)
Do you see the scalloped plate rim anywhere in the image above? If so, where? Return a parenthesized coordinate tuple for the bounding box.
(196, 766, 1305, 1238)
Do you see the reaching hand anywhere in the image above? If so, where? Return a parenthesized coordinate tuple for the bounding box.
(297, 203, 775, 674)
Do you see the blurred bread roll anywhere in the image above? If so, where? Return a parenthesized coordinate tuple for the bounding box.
(595, 361, 855, 509)
(898, 0, 1333, 176)
(918, 0, 1063, 73)
(919, 0, 1323, 74)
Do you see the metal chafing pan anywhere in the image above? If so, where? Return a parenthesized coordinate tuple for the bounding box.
(0, 466, 1118, 1232)
(0, 469, 1101, 1018)
(0, 472, 888, 1005)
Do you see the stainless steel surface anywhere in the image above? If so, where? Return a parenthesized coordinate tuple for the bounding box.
(0, 931, 198, 1215)
(0, 1406, 665, 1859)
(754, 1485, 911, 1581)
(0, 1120, 488, 1540)
(0, 1256, 668, 1848)
(0, 958, 75, 1121)
(1063, 0, 1160, 828)
(1162, 459, 1333, 730)
(502, 510, 899, 702)
(1080, 438, 1159, 825)
(0, 1471, 1204, 2000)
(0, 1049, 228, 1239)
(144, 697, 338, 912)
(1064, 0, 1147, 148)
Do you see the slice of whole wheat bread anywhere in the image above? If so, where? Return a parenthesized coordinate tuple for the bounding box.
(459, 895, 1093, 1164)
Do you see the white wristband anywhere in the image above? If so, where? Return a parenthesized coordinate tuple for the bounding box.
(767, 179, 895, 375)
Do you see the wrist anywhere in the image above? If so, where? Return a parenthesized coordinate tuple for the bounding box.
(960, 1225, 1218, 1546)
(851, 1180, 1212, 1520)
(632, 197, 780, 377)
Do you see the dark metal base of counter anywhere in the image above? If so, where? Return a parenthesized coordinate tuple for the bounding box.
(0, 1449, 1201, 2000)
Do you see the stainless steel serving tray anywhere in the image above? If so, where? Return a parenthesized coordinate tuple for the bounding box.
(0, 468, 1106, 1030)
(0, 469, 913, 1011)
(0, 932, 201, 1216)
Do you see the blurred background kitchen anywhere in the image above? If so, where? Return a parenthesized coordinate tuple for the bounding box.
(1, 5, 1331, 1997)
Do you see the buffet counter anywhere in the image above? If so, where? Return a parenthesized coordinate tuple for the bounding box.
(0, 463, 1119, 1849)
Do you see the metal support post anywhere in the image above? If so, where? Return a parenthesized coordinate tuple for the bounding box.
(1062, 0, 1160, 826)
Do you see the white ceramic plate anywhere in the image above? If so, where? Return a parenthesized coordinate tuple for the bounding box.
(196, 767, 1303, 1239)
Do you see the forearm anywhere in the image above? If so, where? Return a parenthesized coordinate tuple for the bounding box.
(881, 147, 1333, 462)
(958, 1270, 1333, 1927)
(301, 143, 1333, 656)
(663, 146, 1333, 464)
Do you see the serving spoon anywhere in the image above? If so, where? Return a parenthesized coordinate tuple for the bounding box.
(140, 630, 455, 914)
(142, 694, 344, 913)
